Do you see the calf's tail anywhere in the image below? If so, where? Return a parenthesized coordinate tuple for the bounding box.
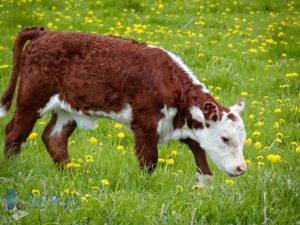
(0, 27, 45, 117)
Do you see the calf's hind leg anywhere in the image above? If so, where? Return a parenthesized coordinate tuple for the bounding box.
(4, 111, 39, 157)
(42, 113, 77, 168)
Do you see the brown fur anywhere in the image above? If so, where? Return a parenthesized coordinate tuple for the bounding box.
(1, 28, 229, 176)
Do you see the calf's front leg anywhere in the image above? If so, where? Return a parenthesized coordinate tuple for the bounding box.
(181, 138, 213, 186)
(132, 124, 159, 174)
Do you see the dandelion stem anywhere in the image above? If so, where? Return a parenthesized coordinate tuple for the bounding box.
(263, 192, 267, 224)
(190, 208, 196, 225)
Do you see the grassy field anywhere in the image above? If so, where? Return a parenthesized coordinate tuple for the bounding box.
(0, 0, 299, 224)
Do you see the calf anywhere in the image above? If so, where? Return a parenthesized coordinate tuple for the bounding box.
(0, 27, 247, 184)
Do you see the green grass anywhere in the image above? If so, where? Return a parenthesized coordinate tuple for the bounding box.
(0, 0, 299, 224)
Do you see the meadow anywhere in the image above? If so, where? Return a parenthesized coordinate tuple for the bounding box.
(0, 0, 299, 224)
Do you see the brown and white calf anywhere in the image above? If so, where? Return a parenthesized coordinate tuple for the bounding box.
(0, 27, 247, 185)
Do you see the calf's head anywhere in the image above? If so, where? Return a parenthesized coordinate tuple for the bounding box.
(191, 100, 247, 176)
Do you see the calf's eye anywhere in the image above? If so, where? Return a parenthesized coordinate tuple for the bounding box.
(221, 137, 230, 144)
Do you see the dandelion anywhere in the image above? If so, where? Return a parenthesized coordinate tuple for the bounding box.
(117, 132, 125, 139)
(101, 179, 110, 185)
(31, 189, 40, 197)
(245, 138, 252, 145)
(28, 132, 38, 140)
(255, 142, 262, 149)
(248, 115, 255, 119)
(89, 137, 98, 144)
(248, 48, 257, 53)
(290, 141, 298, 146)
(241, 92, 248, 96)
(166, 159, 175, 165)
(158, 158, 166, 163)
(253, 131, 261, 136)
(258, 162, 265, 166)
(245, 159, 252, 165)
(225, 179, 234, 185)
(192, 185, 204, 190)
(0, 64, 9, 69)
(170, 150, 178, 156)
(285, 72, 298, 77)
(71, 191, 79, 196)
(296, 147, 300, 153)
(66, 162, 80, 168)
(256, 155, 264, 160)
(267, 154, 281, 163)
(273, 122, 280, 128)
(114, 123, 123, 129)
(274, 108, 281, 113)
(47, 22, 53, 29)
(85, 155, 94, 163)
(281, 53, 287, 57)
(176, 185, 184, 192)
(61, 189, 70, 196)
(116, 145, 125, 151)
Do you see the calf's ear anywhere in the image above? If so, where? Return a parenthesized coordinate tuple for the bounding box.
(204, 102, 218, 122)
(229, 99, 245, 115)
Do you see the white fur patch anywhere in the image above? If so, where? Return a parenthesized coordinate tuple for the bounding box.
(147, 45, 209, 93)
(0, 107, 7, 117)
(157, 105, 178, 143)
(39, 94, 133, 135)
(157, 106, 199, 143)
(190, 106, 205, 123)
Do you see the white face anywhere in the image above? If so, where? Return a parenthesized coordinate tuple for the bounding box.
(192, 101, 247, 176)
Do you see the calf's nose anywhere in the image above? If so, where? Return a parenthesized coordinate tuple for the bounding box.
(236, 164, 247, 174)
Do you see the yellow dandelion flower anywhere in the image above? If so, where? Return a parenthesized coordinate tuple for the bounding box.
(101, 179, 110, 185)
(273, 122, 279, 128)
(274, 108, 281, 113)
(285, 72, 298, 77)
(248, 115, 255, 119)
(241, 92, 248, 97)
(256, 155, 264, 160)
(66, 162, 75, 168)
(225, 179, 234, 185)
(61, 189, 70, 196)
(166, 159, 175, 165)
(85, 155, 94, 163)
(176, 185, 184, 192)
(47, 22, 53, 29)
(290, 141, 297, 146)
(31, 189, 40, 197)
(158, 158, 166, 163)
(245, 138, 252, 145)
(114, 123, 123, 129)
(28, 132, 38, 140)
(192, 185, 204, 190)
(258, 162, 265, 166)
(70, 191, 79, 196)
(116, 145, 125, 151)
(248, 48, 257, 53)
(117, 132, 125, 139)
(296, 146, 300, 153)
(255, 142, 262, 149)
(267, 154, 281, 163)
(253, 131, 261, 136)
(245, 159, 252, 165)
(68, 140, 75, 145)
(0, 64, 9, 69)
(170, 150, 178, 156)
(89, 137, 98, 144)
(281, 53, 287, 57)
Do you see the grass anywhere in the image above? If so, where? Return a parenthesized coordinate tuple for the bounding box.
(0, 0, 299, 224)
